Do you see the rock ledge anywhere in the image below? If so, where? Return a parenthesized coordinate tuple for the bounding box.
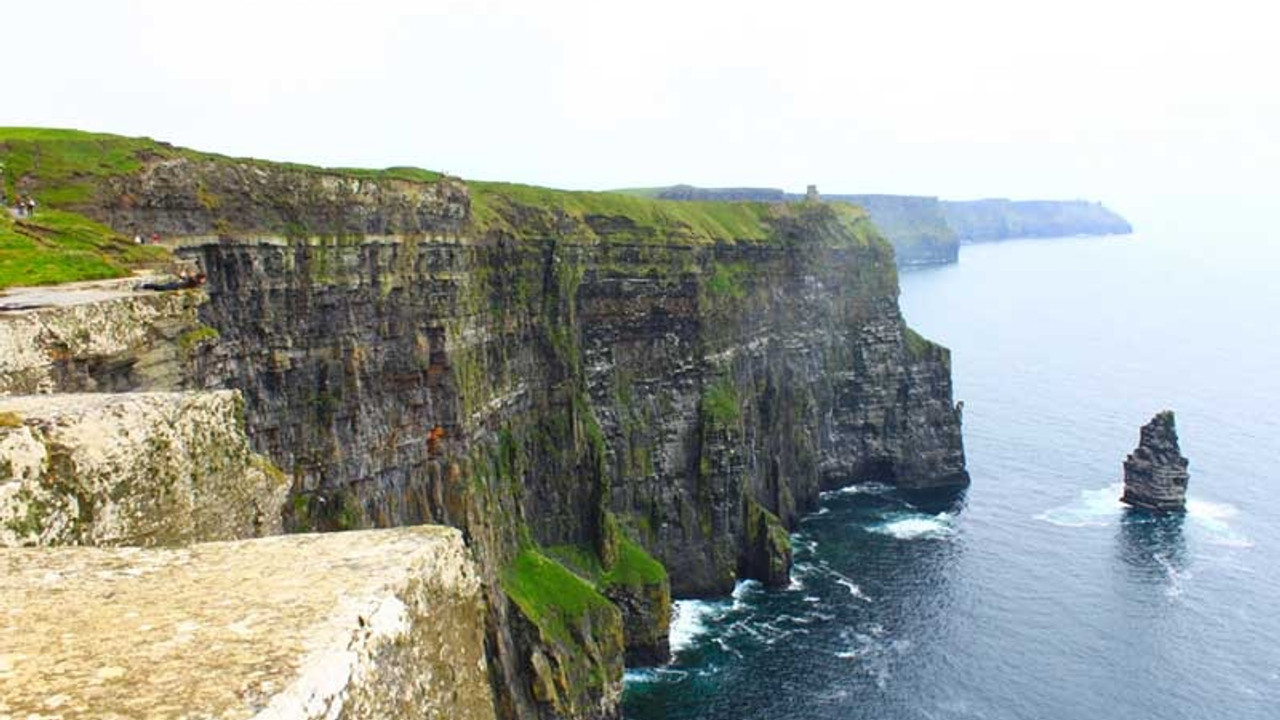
(0, 526, 496, 720)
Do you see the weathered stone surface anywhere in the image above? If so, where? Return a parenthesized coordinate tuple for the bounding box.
(0, 525, 496, 720)
(1121, 410, 1190, 512)
(0, 391, 287, 546)
(0, 280, 207, 395)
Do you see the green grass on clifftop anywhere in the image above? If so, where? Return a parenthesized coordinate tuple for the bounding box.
(2, 127, 887, 288)
(0, 128, 158, 205)
(469, 180, 776, 244)
(0, 210, 168, 289)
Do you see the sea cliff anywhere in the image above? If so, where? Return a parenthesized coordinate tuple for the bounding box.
(632, 186, 959, 266)
(941, 198, 1132, 242)
(1, 129, 968, 720)
(622, 186, 1132, 266)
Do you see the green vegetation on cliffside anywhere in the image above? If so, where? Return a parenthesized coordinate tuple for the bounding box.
(503, 548, 615, 645)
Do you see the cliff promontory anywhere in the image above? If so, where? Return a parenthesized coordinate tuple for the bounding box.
(627, 186, 1131, 267)
(629, 186, 959, 266)
(941, 198, 1132, 242)
(2, 128, 969, 720)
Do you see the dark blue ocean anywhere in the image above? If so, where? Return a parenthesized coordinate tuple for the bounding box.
(624, 222, 1280, 719)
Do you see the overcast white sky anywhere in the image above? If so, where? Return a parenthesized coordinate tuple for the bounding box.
(6, 0, 1277, 225)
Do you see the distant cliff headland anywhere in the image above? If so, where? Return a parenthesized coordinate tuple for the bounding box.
(940, 198, 1132, 243)
(619, 185, 1132, 267)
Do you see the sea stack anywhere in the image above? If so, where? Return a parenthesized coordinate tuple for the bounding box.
(1121, 411, 1190, 511)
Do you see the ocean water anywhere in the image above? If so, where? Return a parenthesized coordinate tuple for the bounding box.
(623, 224, 1280, 719)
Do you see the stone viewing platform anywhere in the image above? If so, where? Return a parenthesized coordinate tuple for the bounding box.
(1121, 410, 1190, 512)
(0, 526, 497, 720)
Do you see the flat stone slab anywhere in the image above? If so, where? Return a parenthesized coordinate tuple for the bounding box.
(0, 526, 496, 720)
(0, 276, 153, 312)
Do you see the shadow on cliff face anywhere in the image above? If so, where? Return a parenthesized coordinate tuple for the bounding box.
(1116, 509, 1189, 590)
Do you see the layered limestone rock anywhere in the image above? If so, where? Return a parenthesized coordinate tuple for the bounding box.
(3, 133, 970, 720)
(0, 279, 208, 395)
(168, 204, 966, 716)
(180, 218, 967, 588)
(1121, 411, 1190, 512)
(0, 525, 496, 720)
(0, 391, 288, 546)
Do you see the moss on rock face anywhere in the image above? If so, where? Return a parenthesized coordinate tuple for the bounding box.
(701, 375, 742, 427)
(602, 536, 667, 589)
(502, 547, 625, 718)
(503, 548, 615, 645)
(742, 495, 792, 588)
(542, 535, 672, 667)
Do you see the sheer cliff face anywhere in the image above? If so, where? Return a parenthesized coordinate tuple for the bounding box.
(42, 151, 966, 720)
(171, 203, 966, 720)
(179, 215, 966, 592)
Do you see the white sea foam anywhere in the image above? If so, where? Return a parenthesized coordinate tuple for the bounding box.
(732, 578, 760, 599)
(1188, 499, 1253, 547)
(1036, 483, 1126, 527)
(730, 578, 761, 611)
(871, 512, 955, 540)
(668, 600, 721, 655)
(820, 482, 894, 500)
(1154, 553, 1192, 599)
(624, 667, 688, 684)
(835, 577, 872, 601)
(1038, 485, 1253, 547)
